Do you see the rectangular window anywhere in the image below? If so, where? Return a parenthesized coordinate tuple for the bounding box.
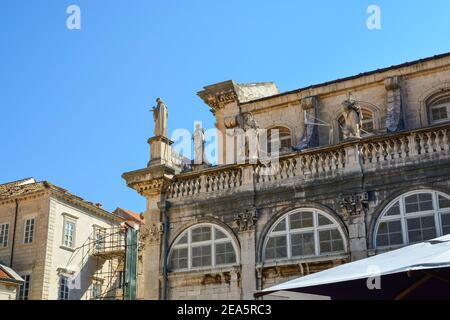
(92, 283, 102, 300)
(431, 105, 449, 123)
(24, 218, 35, 244)
(63, 220, 76, 248)
(94, 228, 106, 252)
(59, 276, 70, 300)
(17, 274, 31, 300)
(0, 223, 9, 247)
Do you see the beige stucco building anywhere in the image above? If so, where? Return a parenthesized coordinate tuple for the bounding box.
(123, 52, 450, 300)
(0, 178, 124, 300)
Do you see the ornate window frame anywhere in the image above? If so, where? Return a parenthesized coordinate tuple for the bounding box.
(168, 223, 239, 272)
(374, 190, 450, 249)
(262, 208, 348, 263)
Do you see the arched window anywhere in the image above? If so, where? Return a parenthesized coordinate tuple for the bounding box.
(263, 209, 347, 262)
(338, 109, 374, 141)
(169, 224, 238, 271)
(428, 93, 450, 124)
(267, 126, 292, 154)
(374, 191, 450, 248)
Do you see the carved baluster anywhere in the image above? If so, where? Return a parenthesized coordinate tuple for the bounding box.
(443, 129, 449, 152)
(418, 133, 426, 154)
(429, 132, 435, 153)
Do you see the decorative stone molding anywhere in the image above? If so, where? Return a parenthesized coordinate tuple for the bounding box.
(136, 178, 171, 196)
(384, 76, 404, 132)
(202, 91, 238, 113)
(234, 208, 258, 232)
(338, 192, 369, 218)
(141, 222, 164, 244)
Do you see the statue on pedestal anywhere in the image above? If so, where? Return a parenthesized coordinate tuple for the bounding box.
(151, 97, 169, 137)
(193, 123, 206, 165)
(341, 98, 363, 139)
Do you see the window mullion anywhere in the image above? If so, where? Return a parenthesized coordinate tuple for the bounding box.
(313, 211, 319, 256)
(188, 230, 192, 270)
(284, 215, 290, 259)
(433, 192, 443, 237)
(211, 227, 215, 267)
(400, 196, 408, 245)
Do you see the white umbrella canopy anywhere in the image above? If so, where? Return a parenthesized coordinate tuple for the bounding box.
(256, 235, 450, 299)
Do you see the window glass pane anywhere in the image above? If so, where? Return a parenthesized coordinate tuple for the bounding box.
(18, 274, 31, 300)
(439, 195, 450, 209)
(170, 248, 188, 270)
(289, 212, 313, 229)
(291, 232, 315, 257)
(442, 213, 450, 235)
(215, 242, 236, 265)
(191, 227, 211, 243)
(407, 216, 436, 244)
(318, 214, 333, 226)
(191, 245, 211, 267)
(215, 228, 227, 240)
(272, 219, 286, 232)
(385, 202, 401, 216)
(376, 220, 403, 247)
(405, 194, 433, 213)
(24, 219, 35, 243)
(0, 224, 8, 247)
(59, 276, 69, 300)
(432, 106, 448, 121)
(265, 236, 287, 260)
(319, 229, 344, 254)
(177, 233, 188, 244)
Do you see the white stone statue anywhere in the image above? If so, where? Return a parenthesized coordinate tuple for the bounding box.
(193, 123, 206, 165)
(341, 99, 363, 139)
(151, 97, 168, 137)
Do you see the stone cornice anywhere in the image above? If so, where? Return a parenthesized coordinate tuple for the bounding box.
(241, 53, 450, 108)
(122, 166, 174, 196)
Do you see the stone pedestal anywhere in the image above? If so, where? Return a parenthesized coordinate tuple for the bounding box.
(148, 136, 174, 167)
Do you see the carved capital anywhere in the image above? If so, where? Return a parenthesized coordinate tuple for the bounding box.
(338, 192, 369, 219)
(135, 178, 171, 197)
(301, 96, 318, 110)
(141, 222, 164, 244)
(203, 91, 238, 112)
(234, 208, 258, 232)
(384, 76, 401, 91)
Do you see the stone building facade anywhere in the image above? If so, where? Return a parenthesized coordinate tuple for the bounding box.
(0, 178, 123, 300)
(123, 53, 450, 300)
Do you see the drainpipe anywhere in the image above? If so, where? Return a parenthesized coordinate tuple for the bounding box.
(160, 200, 170, 300)
(10, 199, 19, 268)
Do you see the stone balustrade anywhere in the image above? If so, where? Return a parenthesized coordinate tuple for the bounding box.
(166, 124, 450, 200)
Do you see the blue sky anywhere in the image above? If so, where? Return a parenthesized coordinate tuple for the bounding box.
(1, 1, 449, 213)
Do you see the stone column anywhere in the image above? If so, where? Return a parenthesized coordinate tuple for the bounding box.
(385, 76, 405, 132)
(338, 192, 369, 261)
(140, 182, 166, 300)
(234, 208, 257, 300)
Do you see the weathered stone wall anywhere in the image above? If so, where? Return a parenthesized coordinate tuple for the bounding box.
(124, 54, 450, 300)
